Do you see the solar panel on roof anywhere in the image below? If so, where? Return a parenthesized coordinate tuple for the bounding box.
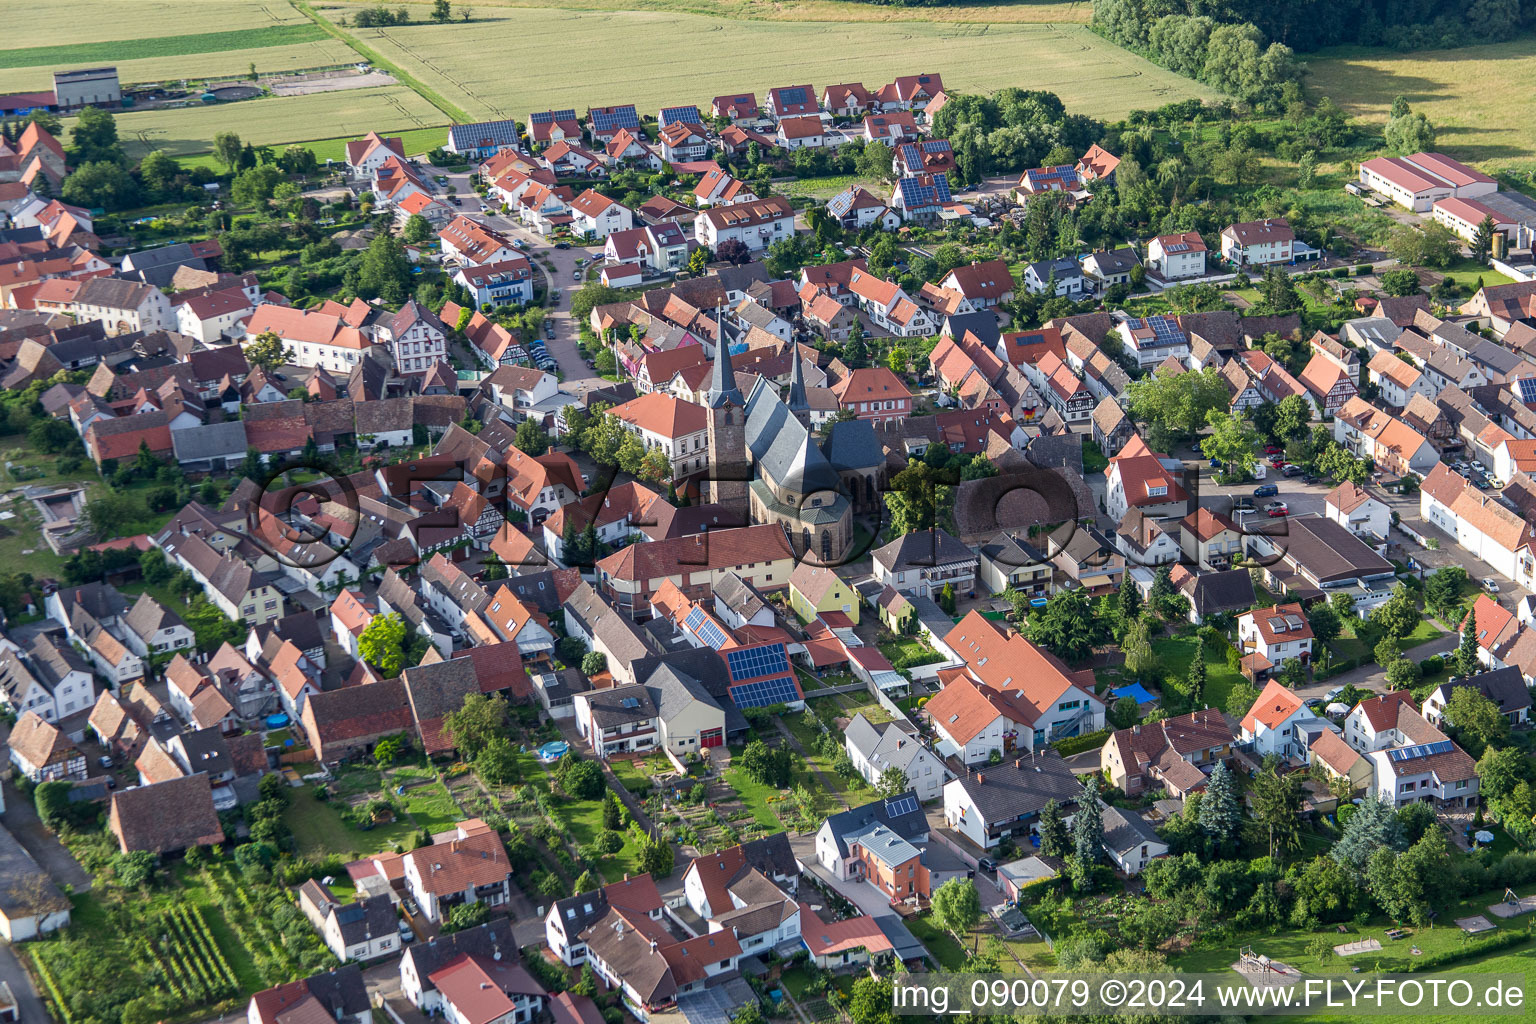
(660, 106, 703, 126)
(725, 644, 790, 681)
(1516, 377, 1536, 405)
(729, 674, 800, 708)
(590, 106, 641, 132)
(885, 795, 919, 818)
(1387, 739, 1456, 762)
(530, 109, 576, 124)
(695, 616, 730, 650)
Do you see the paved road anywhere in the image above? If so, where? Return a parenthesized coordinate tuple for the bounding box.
(0, 941, 47, 1024)
(1, 779, 92, 892)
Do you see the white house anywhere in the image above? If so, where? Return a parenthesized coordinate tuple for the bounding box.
(381, 299, 447, 376)
(297, 882, 400, 963)
(695, 197, 795, 253)
(1022, 257, 1085, 298)
(1220, 219, 1294, 267)
(454, 259, 535, 309)
(604, 392, 709, 479)
(941, 752, 1080, 850)
(0, 636, 95, 725)
(1101, 805, 1167, 875)
(1366, 738, 1479, 807)
(1238, 678, 1320, 760)
(1147, 232, 1207, 279)
(1324, 480, 1390, 540)
(401, 820, 512, 923)
(843, 713, 948, 802)
(569, 190, 633, 240)
(845, 268, 935, 338)
(1238, 603, 1314, 670)
(439, 216, 520, 267)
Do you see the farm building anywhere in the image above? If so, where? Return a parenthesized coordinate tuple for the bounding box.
(1358, 153, 1496, 212)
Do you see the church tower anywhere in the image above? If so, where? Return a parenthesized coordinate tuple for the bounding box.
(785, 341, 811, 428)
(706, 339, 749, 515)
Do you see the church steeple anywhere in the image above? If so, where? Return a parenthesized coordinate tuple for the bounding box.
(708, 338, 744, 409)
(786, 342, 809, 423)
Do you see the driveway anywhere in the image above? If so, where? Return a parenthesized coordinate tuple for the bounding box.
(1293, 633, 1461, 702)
(1, 778, 92, 892)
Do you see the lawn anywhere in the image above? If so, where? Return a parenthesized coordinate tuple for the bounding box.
(396, 778, 463, 834)
(87, 85, 445, 160)
(608, 758, 655, 796)
(552, 795, 647, 883)
(904, 913, 970, 970)
(1437, 257, 1515, 291)
(878, 635, 945, 669)
(1329, 617, 1444, 666)
(326, 8, 1214, 124)
(284, 789, 418, 858)
(1308, 37, 1536, 172)
(1150, 631, 1245, 711)
(781, 175, 882, 202)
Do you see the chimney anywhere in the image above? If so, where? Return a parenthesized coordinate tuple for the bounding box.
(1014, 759, 1021, 769)
(977, 773, 984, 785)
(1132, 724, 1140, 734)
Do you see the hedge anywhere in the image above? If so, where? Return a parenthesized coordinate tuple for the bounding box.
(1053, 729, 1111, 757)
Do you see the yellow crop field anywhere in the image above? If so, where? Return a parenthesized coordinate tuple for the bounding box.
(3, 0, 308, 51)
(324, 0, 1094, 25)
(95, 85, 444, 159)
(333, 8, 1214, 123)
(1308, 39, 1536, 172)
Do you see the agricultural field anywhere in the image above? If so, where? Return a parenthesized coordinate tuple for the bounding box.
(327, 7, 1215, 123)
(0, 39, 360, 96)
(1, 0, 311, 51)
(1308, 38, 1536, 172)
(88, 85, 445, 160)
(337, 0, 1096, 25)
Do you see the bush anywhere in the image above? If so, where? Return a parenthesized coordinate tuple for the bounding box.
(1053, 729, 1111, 757)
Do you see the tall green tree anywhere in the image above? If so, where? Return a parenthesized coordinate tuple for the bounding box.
(1185, 633, 1207, 706)
(357, 612, 409, 677)
(1472, 215, 1496, 266)
(354, 231, 413, 304)
(1028, 588, 1105, 664)
(1115, 573, 1142, 637)
(1201, 410, 1259, 475)
(1250, 756, 1304, 861)
(1451, 609, 1481, 679)
(930, 878, 981, 939)
(444, 692, 509, 757)
(69, 106, 122, 164)
(1071, 776, 1104, 890)
(1037, 799, 1069, 859)
(1199, 759, 1241, 854)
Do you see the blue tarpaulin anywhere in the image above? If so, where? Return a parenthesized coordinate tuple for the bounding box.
(1112, 682, 1157, 705)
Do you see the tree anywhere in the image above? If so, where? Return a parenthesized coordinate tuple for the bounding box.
(1071, 776, 1104, 890)
(738, 740, 792, 788)
(1028, 587, 1105, 664)
(244, 330, 291, 372)
(444, 692, 509, 757)
(474, 736, 520, 785)
(1273, 393, 1312, 442)
(1201, 410, 1259, 474)
(581, 651, 607, 676)
(603, 792, 625, 830)
(1250, 756, 1303, 861)
(1199, 760, 1242, 854)
(513, 417, 550, 456)
(930, 878, 981, 939)
(137, 149, 181, 197)
(1307, 603, 1342, 653)
(638, 831, 674, 877)
(1037, 799, 1069, 860)
(357, 612, 409, 677)
(1443, 687, 1508, 753)
(1387, 222, 1459, 269)
(848, 978, 895, 1024)
(431, 0, 452, 20)
(1126, 365, 1230, 438)
(83, 491, 147, 537)
(1122, 613, 1160, 680)
(355, 231, 413, 304)
(62, 160, 136, 210)
(687, 246, 709, 275)
(562, 759, 606, 800)
(1333, 793, 1405, 871)
(875, 766, 909, 799)
(214, 130, 244, 171)
(443, 901, 489, 933)
(1225, 679, 1261, 720)
(1279, 656, 1307, 687)
(1451, 609, 1481, 679)
(1115, 571, 1142, 634)
(115, 850, 157, 888)
(1472, 215, 1496, 266)
(1369, 584, 1419, 641)
(1378, 267, 1421, 297)
(403, 213, 432, 243)
(1423, 566, 1468, 621)
(1185, 633, 1207, 705)
(70, 106, 122, 164)
(1385, 111, 1436, 155)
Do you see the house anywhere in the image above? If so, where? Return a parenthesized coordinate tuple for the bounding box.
(446, 119, 521, 158)
(440, 216, 520, 266)
(528, 109, 582, 146)
(862, 112, 918, 143)
(787, 563, 860, 624)
(1100, 709, 1238, 797)
(587, 105, 642, 144)
(894, 139, 955, 178)
(1297, 352, 1358, 417)
(0, 822, 70, 941)
(889, 174, 952, 222)
(1115, 508, 1180, 566)
(1118, 314, 1190, 369)
(1015, 165, 1081, 199)
(1080, 248, 1140, 292)
(1238, 678, 1320, 760)
(1367, 736, 1479, 807)
(1422, 666, 1532, 726)
(1076, 143, 1120, 183)
(825, 186, 900, 231)
(545, 875, 664, 966)
(766, 85, 818, 120)
(844, 715, 947, 802)
(574, 684, 659, 757)
(1333, 397, 1438, 477)
(108, 772, 224, 853)
(1179, 508, 1242, 571)
(402, 819, 512, 923)
(6, 712, 85, 782)
(777, 116, 827, 150)
(1148, 232, 1207, 279)
(1101, 806, 1167, 875)
(1220, 219, 1294, 267)
(243, 303, 372, 376)
(1105, 435, 1188, 520)
(815, 792, 929, 882)
(694, 168, 758, 208)
(830, 366, 914, 424)
(541, 140, 605, 177)
(603, 223, 689, 275)
(301, 677, 414, 764)
(298, 880, 400, 963)
(679, 834, 800, 951)
(1367, 350, 1434, 407)
(842, 270, 933, 338)
(940, 260, 1015, 310)
(455, 259, 535, 309)
(712, 94, 762, 123)
(942, 751, 1079, 850)
(346, 132, 405, 176)
(249, 968, 371, 1024)
(1309, 728, 1372, 794)
(976, 532, 1053, 598)
(1022, 257, 1085, 298)
(1358, 152, 1496, 213)
(1433, 196, 1516, 243)
(694, 197, 795, 253)
(570, 190, 633, 240)
(605, 391, 709, 478)
(1325, 480, 1390, 540)
(0, 634, 96, 724)
(871, 528, 976, 599)
(1238, 603, 1314, 673)
(580, 904, 740, 1022)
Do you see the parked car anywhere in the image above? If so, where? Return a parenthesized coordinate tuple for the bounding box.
(1282, 464, 1303, 477)
(1265, 502, 1290, 517)
(512, 239, 528, 250)
(544, 320, 555, 340)
(977, 857, 997, 873)
(555, 241, 571, 249)
(98, 755, 114, 769)
(448, 195, 461, 205)
(1483, 577, 1501, 593)
(1263, 445, 1282, 455)
(1301, 473, 1319, 484)
(1254, 484, 1279, 498)
(573, 270, 581, 281)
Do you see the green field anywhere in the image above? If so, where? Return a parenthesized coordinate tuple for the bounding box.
(1309, 37, 1536, 172)
(0, 40, 361, 95)
(0, 24, 329, 69)
(327, 0, 1093, 24)
(3, 0, 310, 51)
(90, 85, 445, 159)
(326, 7, 1215, 123)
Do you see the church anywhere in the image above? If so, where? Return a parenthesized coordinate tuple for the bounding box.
(705, 340, 883, 566)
